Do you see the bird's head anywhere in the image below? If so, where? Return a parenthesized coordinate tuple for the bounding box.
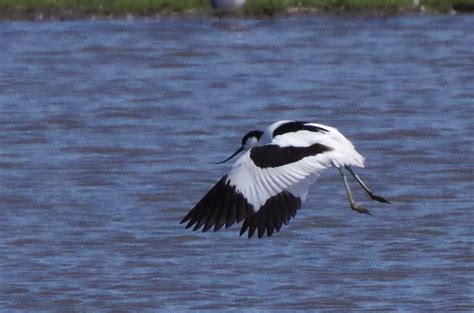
(216, 130, 263, 164)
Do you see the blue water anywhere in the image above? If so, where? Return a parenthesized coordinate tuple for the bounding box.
(0, 15, 473, 311)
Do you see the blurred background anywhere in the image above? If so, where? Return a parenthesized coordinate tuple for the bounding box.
(1, 0, 474, 20)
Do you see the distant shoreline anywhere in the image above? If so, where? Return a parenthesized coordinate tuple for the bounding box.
(1, 0, 473, 21)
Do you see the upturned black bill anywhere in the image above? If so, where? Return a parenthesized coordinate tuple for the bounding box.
(215, 146, 243, 164)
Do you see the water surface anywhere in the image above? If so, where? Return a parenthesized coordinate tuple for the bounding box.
(0, 15, 473, 311)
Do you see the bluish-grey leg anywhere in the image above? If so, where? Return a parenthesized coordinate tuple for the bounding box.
(344, 165, 390, 204)
(336, 166, 372, 216)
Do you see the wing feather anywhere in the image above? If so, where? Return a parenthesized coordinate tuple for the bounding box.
(227, 148, 332, 210)
(181, 176, 252, 233)
(225, 143, 332, 238)
(225, 195, 238, 228)
(202, 188, 224, 232)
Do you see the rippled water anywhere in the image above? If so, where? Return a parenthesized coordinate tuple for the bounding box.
(0, 15, 473, 310)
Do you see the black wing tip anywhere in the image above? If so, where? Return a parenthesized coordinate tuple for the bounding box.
(181, 175, 254, 236)
(239, 219, 249, 237)
(238, 191, 301, 239)
(182, 180, 302, 239)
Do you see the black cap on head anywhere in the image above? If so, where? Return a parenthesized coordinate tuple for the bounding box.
(216, 130, 263, 164)
(241, 130, 263, 146)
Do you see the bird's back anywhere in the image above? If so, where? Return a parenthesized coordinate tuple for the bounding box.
(262, 120, 365, 168)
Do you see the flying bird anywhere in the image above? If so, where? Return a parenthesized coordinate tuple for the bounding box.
(180, 120, 390, 238)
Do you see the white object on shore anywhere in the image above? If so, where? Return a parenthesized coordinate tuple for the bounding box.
(211, 0, 247, 13)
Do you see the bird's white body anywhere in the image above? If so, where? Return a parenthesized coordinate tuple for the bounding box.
(181, 120, 388, 238)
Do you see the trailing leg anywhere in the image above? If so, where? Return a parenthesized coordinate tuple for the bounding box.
(336, 166, 372, 216)
(344, 165, 390, 204)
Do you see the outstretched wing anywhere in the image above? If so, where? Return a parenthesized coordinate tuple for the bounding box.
(181, 142, 334, 238)
(180, 175, 252, 233)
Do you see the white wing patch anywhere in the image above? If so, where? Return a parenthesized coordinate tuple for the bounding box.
(226, 150, 333, 211)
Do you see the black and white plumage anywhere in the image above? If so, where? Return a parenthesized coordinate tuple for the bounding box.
(181, 120, 390, 239)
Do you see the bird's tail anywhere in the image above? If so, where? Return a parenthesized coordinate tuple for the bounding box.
(328, 128, 365, 168)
